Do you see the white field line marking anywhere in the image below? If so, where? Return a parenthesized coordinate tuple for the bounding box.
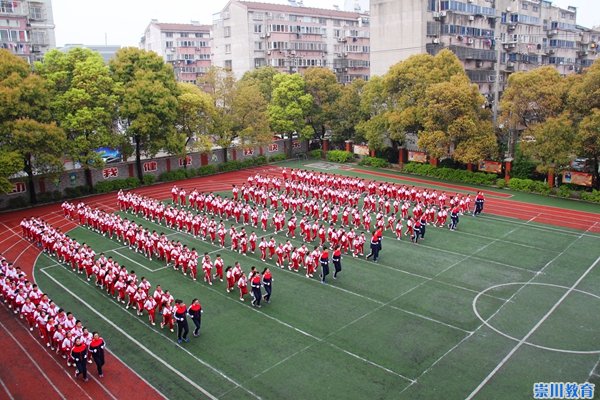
(465, 255, 600, 400)
(479, 214, 600, 238)
(404, 222, 599, 395)
(0, 317, 69, 400)
(111, 249, 154, 272)
(587, 357, 600, 382)
(374, 214, 542, 305)
(39, 269, 227, 400)
(398, 213, 589, 395)
(0, 377, 14, 400)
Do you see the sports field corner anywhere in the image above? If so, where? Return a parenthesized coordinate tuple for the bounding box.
(2, 161, 600, 400)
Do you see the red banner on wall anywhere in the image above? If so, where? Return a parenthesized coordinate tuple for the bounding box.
(478, 160, 502, 174)
(143, 161, 157, 172)
(268, 143, 279, 152)
(102, 167, 119, 179)
(408, 151, 427, 163)
(178, 156, 192, 167)
(562, 170, 593, 187)
(243, 148, 254, 156)
(9, 182, 26, 194)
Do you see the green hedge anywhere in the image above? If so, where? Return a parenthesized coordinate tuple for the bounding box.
(268, 154, 287, 162)
(402, 162, 498, 186)
(308, 149, 322, 159)
(358, 156, 390, 168)
(94, 177, 140, 193)
(326, 150, 354, 163)
(507, 178, 551, 195)
(143, 174, 156, 185)
(581, 190, 600, 203)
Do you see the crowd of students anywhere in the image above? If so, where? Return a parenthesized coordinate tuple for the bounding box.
(20, 217, 205, 341)
(0, 251, 105, 382)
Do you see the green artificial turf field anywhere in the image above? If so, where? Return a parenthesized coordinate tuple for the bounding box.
(34, 166, 600, 400)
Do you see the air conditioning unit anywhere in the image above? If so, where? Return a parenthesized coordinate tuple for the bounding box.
(506, 7, 512, 12)
(342, 52, 348, 57)
(439, 11, 447, 17)
(267, 51, 271, 55)
(433, 38, 440, 44)
(338, 37, 346, 42)
(506, 62, 515, 69)
(508, 24, 517, 31)
(467, 38, 474, 45)
(547, 49, 555, 55)
(265, 32, 271, 37)
(343, 68, 348, 72)
(469, 15, 475, 21)
(475, 60, 483, 68)
(548, 29, 558, 36)
(260, 34, 266, 38)
(433, 12, 441, 20)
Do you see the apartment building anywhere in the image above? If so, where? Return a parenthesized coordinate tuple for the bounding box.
(371, 0, 598, 94)
(0, 0, 55, 63)
(59, 44, 121, 63)
(140, 20, 211, 84)
(212, 0, 370, 83)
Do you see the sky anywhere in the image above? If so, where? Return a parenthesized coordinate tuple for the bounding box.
(52, 0, 598, 48)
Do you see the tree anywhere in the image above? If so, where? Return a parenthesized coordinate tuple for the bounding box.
(330, 78, 367, 143)
(268, 73, 313, 158)
(240, 66, 279, 103)
(230, 81, 272, 150)
(358, 50, 467, 155)
(0, 49, 67, 202)
(303, 67, 341, 141)
(520, 113, 575, 185)
(171, 82, 215, 167)
(5, 119, 67, 203)
(417, 75, 498, 163)
(574, 109, 600, 188)
(500, 66, 567, 158)
(110, 48, 179, 182)
(36, 48, 118, 191)
(355, 76, 392, 151)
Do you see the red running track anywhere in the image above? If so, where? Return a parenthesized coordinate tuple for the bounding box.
(0, 165, 598, 399)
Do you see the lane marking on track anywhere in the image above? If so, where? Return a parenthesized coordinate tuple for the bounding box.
(465, 255, 600, 400)
(0, 376, 15, 400)
(0, 317, 69, 400)
(39, 267, 255, 400)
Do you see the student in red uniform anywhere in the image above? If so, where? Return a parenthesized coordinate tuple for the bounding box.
(237, 272, 248, 301)
(225, 266, 235, 293)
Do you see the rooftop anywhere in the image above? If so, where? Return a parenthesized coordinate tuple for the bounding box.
(237, 0, 366, 19)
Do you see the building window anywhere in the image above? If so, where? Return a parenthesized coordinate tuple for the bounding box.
(166, 32, 173, 38)
(225, 44, 231, 54)
(254, 24, 262, 33)
(180, 32, 189, 38)
(195, 33, 205, 38)
(255, 58, 266, 68)
(224, 26, 231, 37)
(254, 41, 263, 50)
(166, 41, 173, 48)
(224, 60, 232, 70)
(521, 2, 528, 10)
(29, 5, 44, 19)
